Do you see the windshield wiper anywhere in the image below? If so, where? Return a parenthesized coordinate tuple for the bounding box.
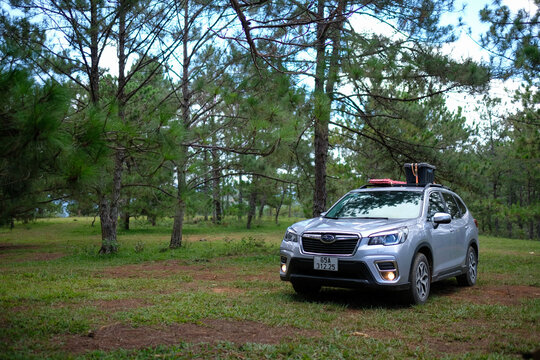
(324, 215, 339, 219)
(354, 216, 389, 220)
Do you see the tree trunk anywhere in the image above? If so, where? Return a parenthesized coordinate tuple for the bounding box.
(170, 0, 191, 248)
(99, 3, 127, 254)
(288, 183, 292, 218)
(121, 194, 130, 230)
(312, 0, 328, 218)
(276, 184, 286, 224)
(507, 221, 512, 238)
(312, 0, 346, 218)
(122, 212, 130, 230)
(258, 194, 266, 219)
(170, 166, 186, 248)
(247, 178, 257, 229)
(98, 150, 124, 254)
(238, 174, 243, 220)
(203, 149, 209, 221)
(89, 0, 100, 104)
(99, 200, 117, 253)
(212, 148, 222, 224)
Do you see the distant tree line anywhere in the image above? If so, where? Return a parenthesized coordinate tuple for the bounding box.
(0, 0, 538, 248)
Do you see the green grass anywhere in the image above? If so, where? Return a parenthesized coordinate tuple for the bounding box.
(0, 218, 539, 359)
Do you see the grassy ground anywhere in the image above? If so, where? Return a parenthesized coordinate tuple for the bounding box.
(0, 217, 538, 359)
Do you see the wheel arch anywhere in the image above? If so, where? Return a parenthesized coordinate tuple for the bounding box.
(412, 242, 434, 276)
(469, 239, 479, 256)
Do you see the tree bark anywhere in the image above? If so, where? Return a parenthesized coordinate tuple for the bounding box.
(203, 149, 209, 221)
(258, 193, 266, 219)
(275, 184, 286, 224)
(247, 177, 257, 229)
(312, 0, 346, 218)
(170, 166, 186, 248)
(122, 212, 130, 230)
(312, 0, 328, 218)
(99, 2, 127, 253)
(238, 174, 243, 220)
(170, 0, 190, 248)
(288, 183, 292, 218)
(98, 149, 124, 253)
(89, 0, 100, 104)
(211, 146, 222, 224)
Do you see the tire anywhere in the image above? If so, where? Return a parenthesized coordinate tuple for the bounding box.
(457, 246, 477, 286)
(291, 281, 321, 295)
(406, 253, 431, 305)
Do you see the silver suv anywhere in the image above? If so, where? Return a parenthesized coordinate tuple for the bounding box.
(279, 183, 479, 304)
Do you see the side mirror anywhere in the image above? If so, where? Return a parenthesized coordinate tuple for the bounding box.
(320, 211, 327, 217)
(432, 212, 451, 229)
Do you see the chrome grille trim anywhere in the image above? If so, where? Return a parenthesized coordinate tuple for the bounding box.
(301, 232, 361, 256)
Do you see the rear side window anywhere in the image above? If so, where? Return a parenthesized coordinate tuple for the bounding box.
(427, 192, 446, 219)
(442, 192, 460, 219)
(454, 195, 467, 216)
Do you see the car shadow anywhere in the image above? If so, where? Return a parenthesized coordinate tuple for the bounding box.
(288, 287, 409, 309)
(429, 278, 463, 297)
(286, 279, 464, 309)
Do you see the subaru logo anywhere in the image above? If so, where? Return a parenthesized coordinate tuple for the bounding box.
(320, 234, 336, 244)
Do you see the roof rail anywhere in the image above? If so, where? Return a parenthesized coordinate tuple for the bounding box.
(358, 182, 450, 190)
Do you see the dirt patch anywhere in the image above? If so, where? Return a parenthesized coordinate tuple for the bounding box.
(210, 287, 245, 295)
(12, 298, 149, 314)
(0, 243, 41, 252)
(0, 251, 65, 263)
(349, 318, 530, 355)
(27, 252, 65, 261)
(0, 252, 64, 262)
(102, 261, 277, 283)
(433, 283, 540, 306)
(91, 299, 150, 312)
(102, 260, 187, 279)
(61, 319, 318, 354)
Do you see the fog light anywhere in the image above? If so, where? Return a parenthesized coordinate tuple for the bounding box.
(383, 271, 396, 281)
(281, 264, 287, 272)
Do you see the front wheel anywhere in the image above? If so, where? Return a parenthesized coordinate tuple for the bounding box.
(457, 246, 477, 286)
(406, 253, 431, 305)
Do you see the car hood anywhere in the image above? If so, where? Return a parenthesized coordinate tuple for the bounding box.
(290, 217, 415, 237)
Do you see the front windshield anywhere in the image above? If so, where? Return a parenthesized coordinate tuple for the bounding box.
(325, 191, 423, 219)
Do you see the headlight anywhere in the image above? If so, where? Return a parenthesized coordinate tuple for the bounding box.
(283, 227, 299, 242)
(368, 227, 408, 246)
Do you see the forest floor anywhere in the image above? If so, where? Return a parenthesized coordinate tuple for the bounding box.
(0, 217, 539, 359)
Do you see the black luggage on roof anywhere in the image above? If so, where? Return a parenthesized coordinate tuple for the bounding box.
(404, 163, 436, 185)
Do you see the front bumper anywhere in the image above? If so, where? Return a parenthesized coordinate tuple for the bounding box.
(280, 249, 410, 291)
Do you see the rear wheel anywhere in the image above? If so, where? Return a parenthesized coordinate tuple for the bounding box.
(407, 253, 431, 305)
(457, 246, 477, 286)
(291, 281, 321, 295)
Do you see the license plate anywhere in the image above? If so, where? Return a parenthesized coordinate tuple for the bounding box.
(313, 256, 338, 271)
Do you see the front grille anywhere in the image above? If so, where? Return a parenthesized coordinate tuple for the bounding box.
(301, 233, 359, 255)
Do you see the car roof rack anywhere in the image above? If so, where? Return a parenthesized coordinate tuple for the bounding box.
(357, 182, 450, 190)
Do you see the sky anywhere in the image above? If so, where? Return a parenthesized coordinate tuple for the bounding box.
(3, 0, 536, 127)
(440, 0, 537, 124)
(349, 0, 537, 127)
